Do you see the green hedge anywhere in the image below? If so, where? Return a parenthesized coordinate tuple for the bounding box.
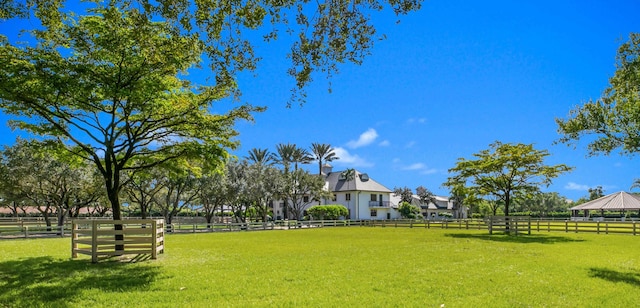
(306, 205, 348, 220)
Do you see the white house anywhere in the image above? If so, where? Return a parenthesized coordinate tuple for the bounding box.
(271, 165, 401, 220)
(320, 165, 401, 220)
(270, 164, 468, 221)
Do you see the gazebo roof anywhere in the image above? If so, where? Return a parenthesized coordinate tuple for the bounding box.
(570, 191, 640, 211)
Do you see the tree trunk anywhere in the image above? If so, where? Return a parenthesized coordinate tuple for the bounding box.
(106, 179, 124, 252)
(504, 194, 511, 233)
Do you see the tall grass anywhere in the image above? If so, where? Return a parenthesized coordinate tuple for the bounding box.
(0, 228, 638, 307)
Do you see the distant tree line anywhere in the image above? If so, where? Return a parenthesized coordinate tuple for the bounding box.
(0, 141, 342, 226)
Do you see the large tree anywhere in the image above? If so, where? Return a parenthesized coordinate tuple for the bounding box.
(0, 5, 256, 220)
(122, 168, 163, 219)
(557, 33, 640, 156)
(444, 141, 573, 217)
(1, 0, 422, 105)
(393, 186, 414, 204)
(1, 139, 103, 227)
(1, 0, 424, 220)
(286, 169, 331, 220)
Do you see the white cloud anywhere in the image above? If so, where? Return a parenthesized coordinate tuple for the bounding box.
(407, 118, 427, 124)
(346, 128, 378, 149)
(332, 147, 373, 168)
(403, 163, 426, 171)
(401, 162, 438, 175)
(379, 140, 390, 147)
(565, 182, 589, 191)
(420, 168, 438, 175)
(405, 141, 416, 148)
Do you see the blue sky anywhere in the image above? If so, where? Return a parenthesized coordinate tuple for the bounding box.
(227, 0, 640, 201)
(2, 0, 640, 201)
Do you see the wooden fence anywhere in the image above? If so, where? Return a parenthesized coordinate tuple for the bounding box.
(531, 219, 640, 235)
(71, 219, 165, 263)
(4, 218, 640, 242)
(164, 219, 371, 232)
(365, 219, 487, 230)
(0, 220, 71, 238)
(487, 216, 531, 235)
(363, 218, 640, 236)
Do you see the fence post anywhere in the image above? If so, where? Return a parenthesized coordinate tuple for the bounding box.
(488, 217, 493, 235)
(465, 220, 469, 230)
(564, 220, 568, 233)
(72, 221, 78, 258)
(634, 222, 636, 236)
(91, 220, 99, 263)
(152, 220, 158, 260)
(527, 217, 531, 235)
(597, 221, 600, 234)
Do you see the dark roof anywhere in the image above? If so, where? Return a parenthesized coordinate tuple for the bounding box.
(325, 170, 392, 193)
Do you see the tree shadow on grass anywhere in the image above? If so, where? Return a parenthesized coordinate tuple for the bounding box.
(444, 233, 585, 244)
(589, 267, 640, 287)
(0, 256, 162, 307)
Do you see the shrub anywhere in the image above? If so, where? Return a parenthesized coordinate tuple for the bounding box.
(398, 202, 421, 219)
(307, 205, 348, 220)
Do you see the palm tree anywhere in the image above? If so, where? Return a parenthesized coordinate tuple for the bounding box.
(274, 143, 296, 174)
(274, 143, 299, 219)
(631, 179, 640, 191)
(246, 148, 274, 165)
(341, 168, 356, 218)
(291, 146, 312, 171)
(311, 143, 339, 176)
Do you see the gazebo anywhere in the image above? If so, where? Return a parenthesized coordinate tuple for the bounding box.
(570, 191, 640, 220)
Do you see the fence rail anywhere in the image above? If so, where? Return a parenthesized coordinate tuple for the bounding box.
(3, 218, 640, 240)
(0, 221, 71, 238)
(71, 219, 164, 263)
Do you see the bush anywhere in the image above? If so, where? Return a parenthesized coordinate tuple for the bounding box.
(398, 202, 421, 219)
(306, 205, 348, 220)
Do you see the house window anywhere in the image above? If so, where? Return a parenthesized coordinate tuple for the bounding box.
(370, 194, 377, 201)
(370, 209, 377, 217)
(346, 193, 351, 201)
(332, 194, 337, 201)
(303, 196, 309, 203)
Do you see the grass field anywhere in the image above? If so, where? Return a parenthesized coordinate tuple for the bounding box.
(0, 227, 638, 307)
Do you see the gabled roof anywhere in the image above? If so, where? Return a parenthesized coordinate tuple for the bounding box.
(570, 191, 640, 211)
(390, 194, 454, 210)
(325, 169, 392, 193)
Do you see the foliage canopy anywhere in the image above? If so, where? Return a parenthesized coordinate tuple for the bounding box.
(444, 141, 573, 216)
(557, 33, 640, 156)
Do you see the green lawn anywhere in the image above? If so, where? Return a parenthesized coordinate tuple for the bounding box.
(0, 227, 638, 307)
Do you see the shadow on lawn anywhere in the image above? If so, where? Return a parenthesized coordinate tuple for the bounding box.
(0, 256, 161, 307)
(444, 233, 585, 244)
(589, 267, 640, 287)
